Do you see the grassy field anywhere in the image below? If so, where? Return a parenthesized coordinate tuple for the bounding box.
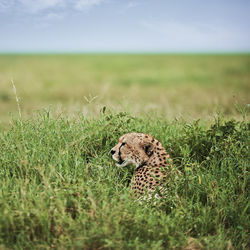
(0, 54, 249, 249)
(0, 54, 249, 126)
(0, 112, 249, 249)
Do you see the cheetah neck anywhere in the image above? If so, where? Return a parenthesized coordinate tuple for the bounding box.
(147, 145, 170, 168)
(135, 161, 147, 171)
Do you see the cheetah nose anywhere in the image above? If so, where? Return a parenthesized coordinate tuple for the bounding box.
(110, 150, 116, 155)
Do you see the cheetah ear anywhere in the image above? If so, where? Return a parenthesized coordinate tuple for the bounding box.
(143, 143, 154, 157)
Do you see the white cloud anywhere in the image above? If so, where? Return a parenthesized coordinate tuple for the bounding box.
(127, 2, 140, 9)
(15, 0, 108, 13)
(74, 0, 106, 10)
(0, 0, 15, 11)
(19, 0, 64, 12)
(117, 1, 142, 15)
(44, 12, 63, 20)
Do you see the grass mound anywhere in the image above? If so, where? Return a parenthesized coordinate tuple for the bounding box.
(0, 112, 249, 249)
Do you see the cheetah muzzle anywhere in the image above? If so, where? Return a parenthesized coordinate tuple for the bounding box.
(111, 132, 178, 199)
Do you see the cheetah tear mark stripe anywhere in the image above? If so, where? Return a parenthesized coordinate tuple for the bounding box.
(118, 143, 124, 165)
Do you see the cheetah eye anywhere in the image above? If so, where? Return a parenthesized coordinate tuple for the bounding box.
(121, 142, 126, 146)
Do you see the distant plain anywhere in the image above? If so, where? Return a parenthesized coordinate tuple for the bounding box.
(0, 54, 249, 126)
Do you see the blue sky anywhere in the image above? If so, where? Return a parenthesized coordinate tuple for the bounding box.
(0, 0, 250, 52)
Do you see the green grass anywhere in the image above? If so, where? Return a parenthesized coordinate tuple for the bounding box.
(0, 54, 249, 127)
(0, 111, 249, 249)
(0, 54, 249, 249)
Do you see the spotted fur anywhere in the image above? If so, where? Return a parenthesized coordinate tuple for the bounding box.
(111, 133, 177, 198)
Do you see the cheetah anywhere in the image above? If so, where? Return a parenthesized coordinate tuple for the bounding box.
(111, 133, 179, 199)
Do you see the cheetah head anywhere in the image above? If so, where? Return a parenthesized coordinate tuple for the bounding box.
(110, 133, 155, 168)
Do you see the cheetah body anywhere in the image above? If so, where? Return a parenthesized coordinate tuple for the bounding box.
(111, 133, 174, 196)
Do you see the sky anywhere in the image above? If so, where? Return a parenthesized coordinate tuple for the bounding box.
(0, 0, 250, 53)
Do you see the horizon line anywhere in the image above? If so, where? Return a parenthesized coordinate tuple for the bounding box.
(1, 50, 250, 55)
